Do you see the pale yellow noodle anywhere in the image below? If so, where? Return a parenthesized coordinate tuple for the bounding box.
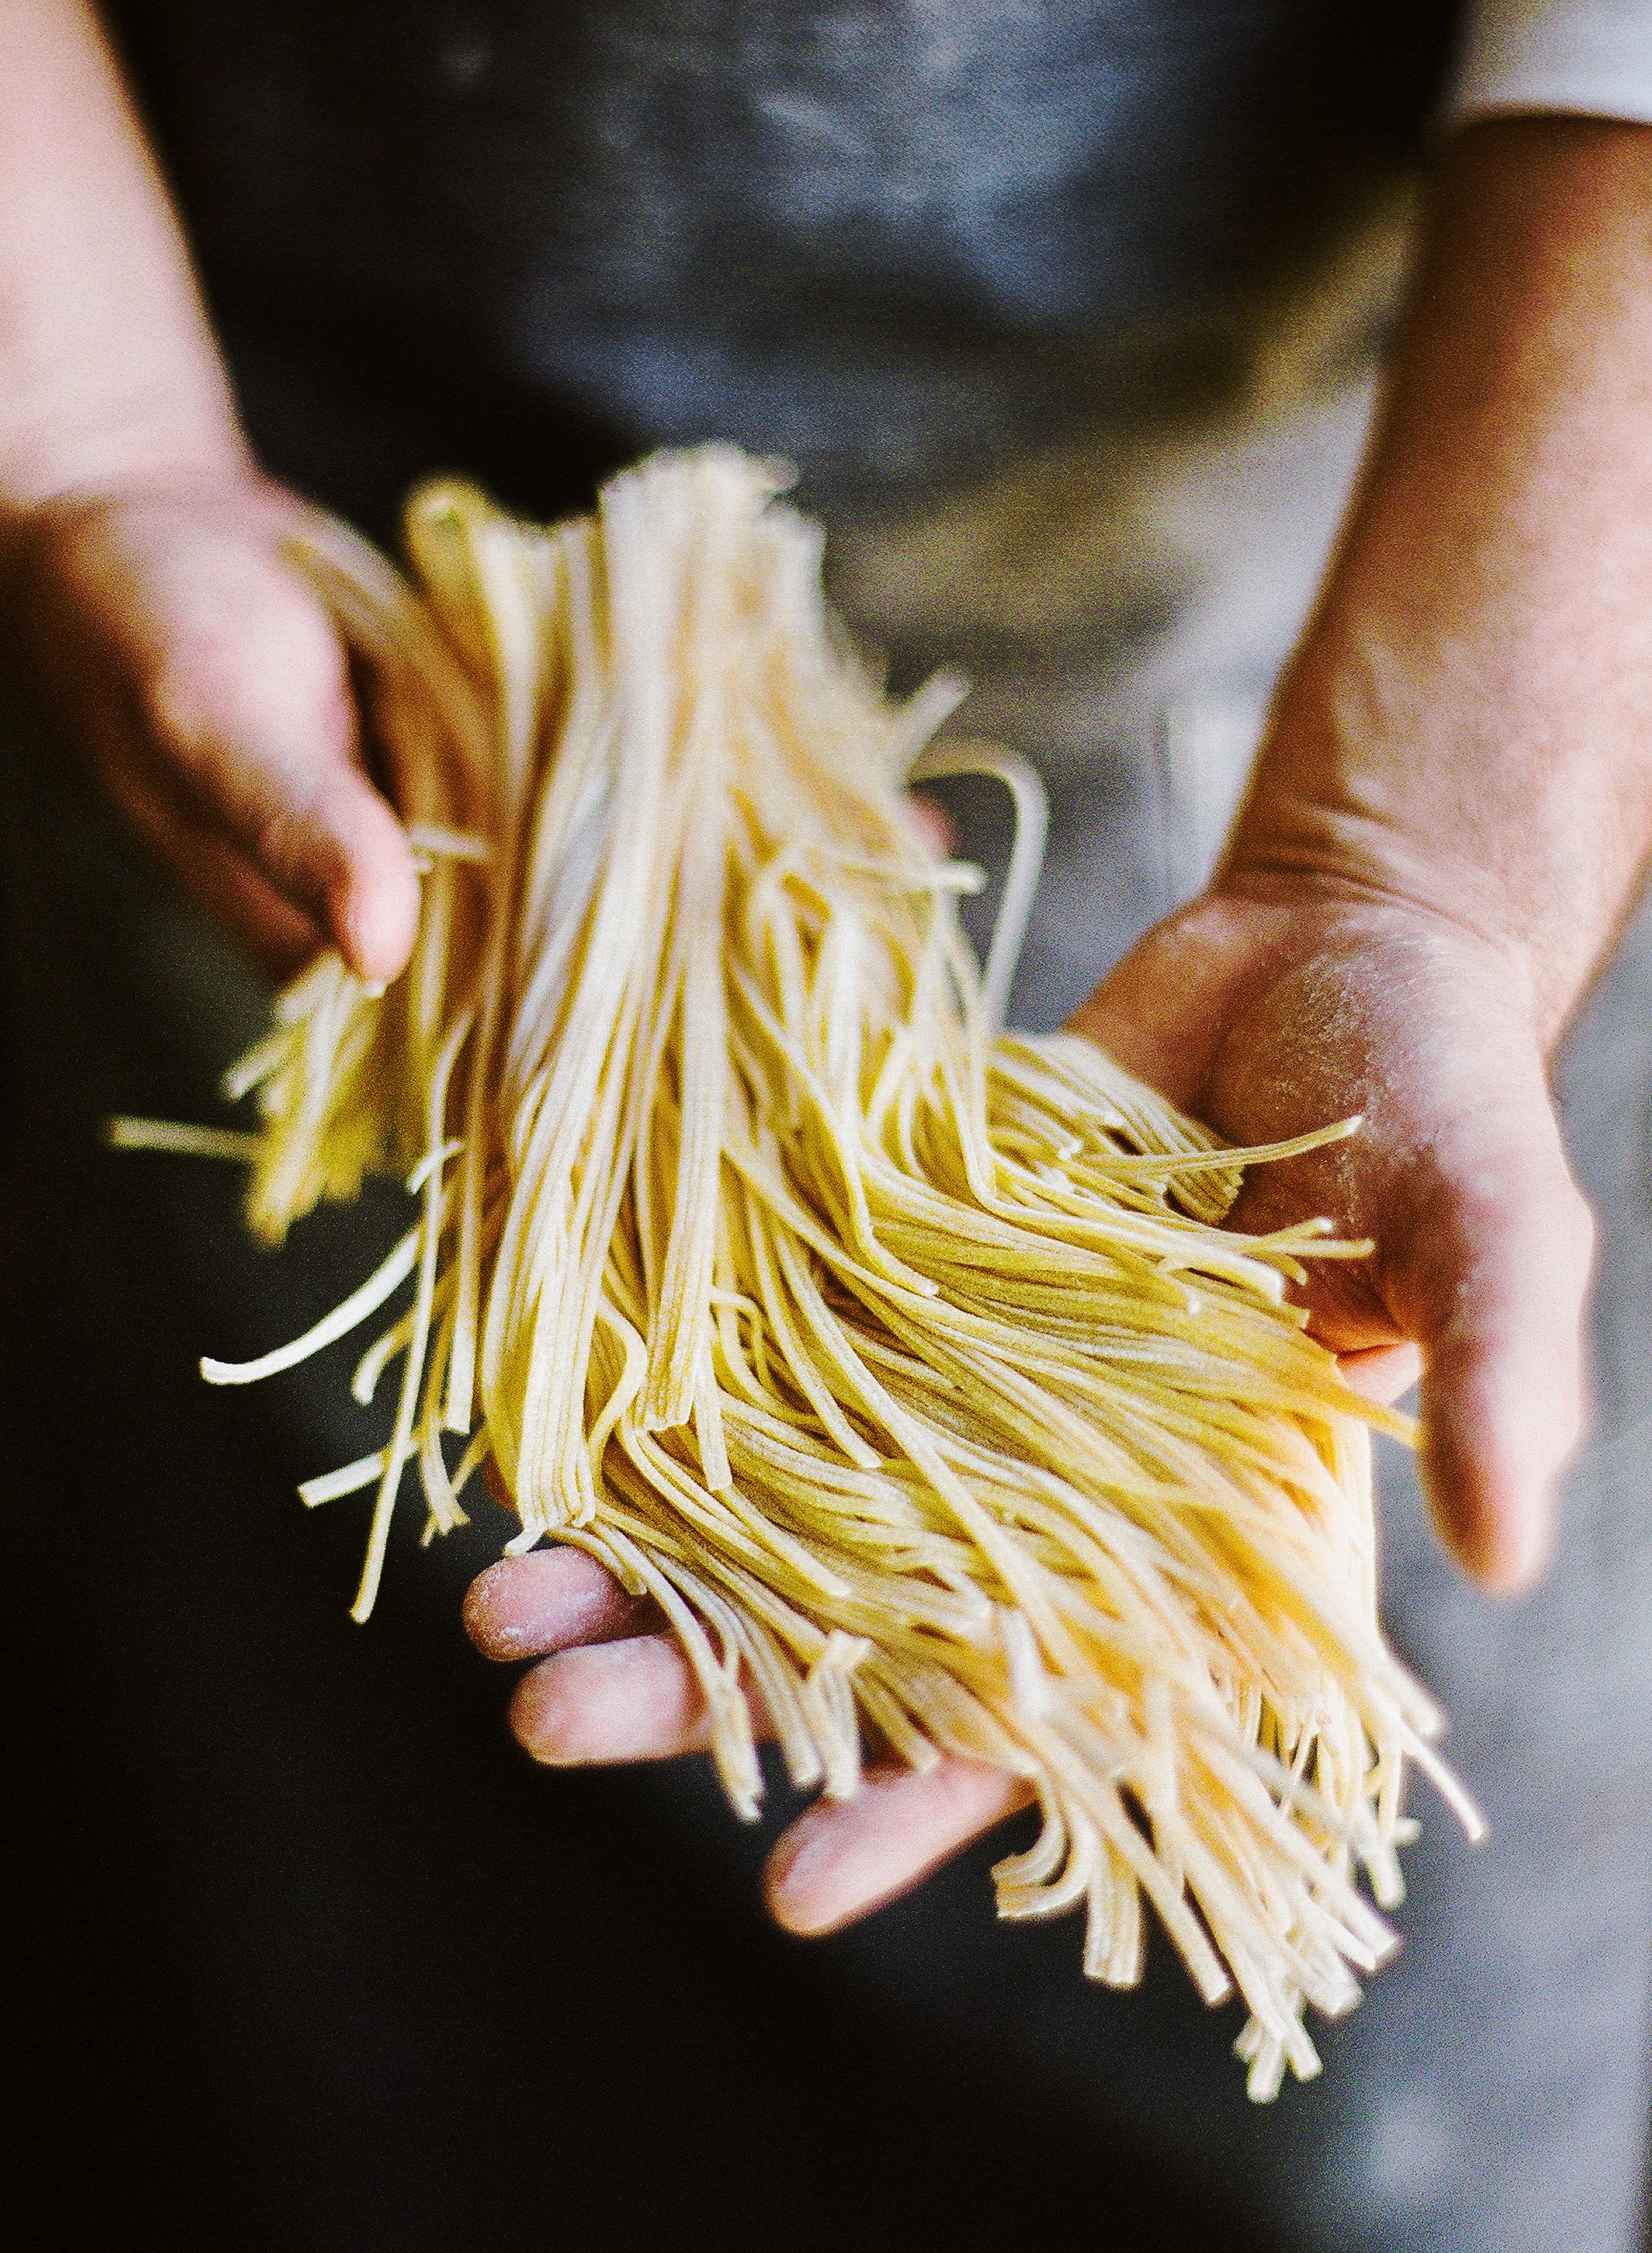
(133, 446, 1476, 2099)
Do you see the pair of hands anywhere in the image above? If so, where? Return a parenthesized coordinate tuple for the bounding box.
(0, 7, 1638, 1941)
(6, 439, 1599, 1938)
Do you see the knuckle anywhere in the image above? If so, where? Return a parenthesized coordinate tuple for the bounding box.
(139, 603, 349, 767)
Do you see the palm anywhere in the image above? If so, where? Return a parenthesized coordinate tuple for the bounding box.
(1074, 885, 1593, 1581)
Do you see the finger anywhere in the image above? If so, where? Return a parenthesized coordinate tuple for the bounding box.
(135, 607, 420, 985)
(464, 1550, 650, 1661)
(31, 491, 424, 985)
(101, 765, 325, 981)
(905, 789, 954, 857)
(1410, 1125, 1594, 1592)
(1337, 1342, 1422, 1406)
(764, 1758, 1031, 1935)
(263, 759, 421, 988)
(509, 1634, 772, 1765)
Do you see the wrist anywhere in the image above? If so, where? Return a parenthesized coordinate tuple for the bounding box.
(0, 447, 296, 685)
(1223, 705, 1652, 1055)
(0, 381, 253, 525)
(1220, 115, 1652, 1051)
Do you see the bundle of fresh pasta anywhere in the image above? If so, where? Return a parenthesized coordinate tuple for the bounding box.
(114, 446, 1473, 2097)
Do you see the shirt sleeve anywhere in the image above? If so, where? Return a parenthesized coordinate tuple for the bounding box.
(1447, 0, 1652, 126)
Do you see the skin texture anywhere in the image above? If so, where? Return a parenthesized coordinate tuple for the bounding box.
(3, 8, 1649, 1938)
(9, 474, 420, 981)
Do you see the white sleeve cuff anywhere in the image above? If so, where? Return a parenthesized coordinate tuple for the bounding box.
(1447, 0, 1652, 127)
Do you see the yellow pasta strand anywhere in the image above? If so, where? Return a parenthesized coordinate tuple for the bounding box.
(153, 446, 1476, 2098)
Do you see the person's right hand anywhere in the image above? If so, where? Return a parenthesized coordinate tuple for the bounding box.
(6, 469, 421, 984)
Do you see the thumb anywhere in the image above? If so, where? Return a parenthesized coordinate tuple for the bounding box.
(1408, 1119, 1594, 1592)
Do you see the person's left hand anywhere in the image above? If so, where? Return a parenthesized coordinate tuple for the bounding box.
(9, 468, 421, 983)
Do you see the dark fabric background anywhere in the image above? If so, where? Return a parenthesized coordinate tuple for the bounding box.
(103, 1, 1458, 536)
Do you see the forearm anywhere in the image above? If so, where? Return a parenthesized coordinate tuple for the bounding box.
(1228, 116, 1652, 1044)
(0, 0, 247, 512)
